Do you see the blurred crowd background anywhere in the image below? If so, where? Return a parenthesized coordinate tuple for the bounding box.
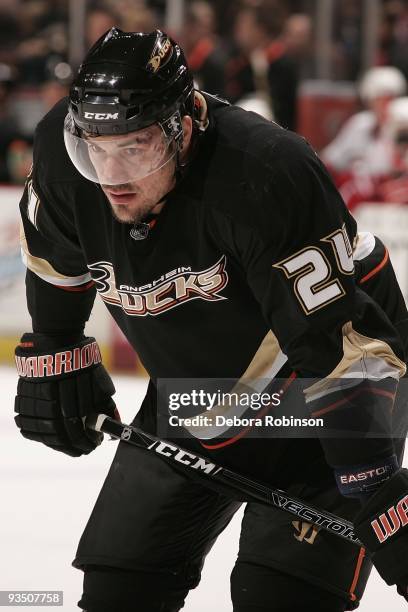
(0, 0, 408, 208)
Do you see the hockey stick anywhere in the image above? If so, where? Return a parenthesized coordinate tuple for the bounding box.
(87, 413, 362, 548)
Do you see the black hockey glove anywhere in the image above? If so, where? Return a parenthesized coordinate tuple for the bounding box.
(354, 468, 408, 601)
(14, 333, 118, 457)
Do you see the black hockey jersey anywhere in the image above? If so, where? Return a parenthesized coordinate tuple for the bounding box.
(19, 93, 408, 485)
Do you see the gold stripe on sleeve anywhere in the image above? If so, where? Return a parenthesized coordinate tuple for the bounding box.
(20, 222, 92, 287)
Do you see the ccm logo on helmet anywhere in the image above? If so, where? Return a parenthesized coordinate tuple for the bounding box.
(371, 494, 408, 543)
(83, 112, 119, 120)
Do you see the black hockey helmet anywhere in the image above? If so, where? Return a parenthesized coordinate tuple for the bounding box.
(68, 27, 194, 138)
(64, 28, 196, 185)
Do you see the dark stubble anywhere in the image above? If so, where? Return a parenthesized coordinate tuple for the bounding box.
(102, 183, 163, 224)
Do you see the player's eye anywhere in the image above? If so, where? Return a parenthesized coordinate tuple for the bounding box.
(123, 147, 144, 157)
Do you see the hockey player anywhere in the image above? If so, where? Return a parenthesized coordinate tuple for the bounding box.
(14, 29, 408, 611)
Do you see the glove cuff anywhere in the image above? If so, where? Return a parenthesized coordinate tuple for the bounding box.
(15, 333, 102, 380)
(334, 455, 399, 498)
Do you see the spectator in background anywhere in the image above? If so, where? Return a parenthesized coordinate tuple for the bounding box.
(380, 0, 408, 80)
(86, 5, 121, 49)
(105, 0, 157, 33)
(16, 14, 68, 87)
(225, 0, 298, 129)
(387, 96, 408, 169)
(0, 64, 24, 183)
(377, 2, 399, 67)
(332, 0, 362, 81)
(337, 97, 408, 209)
(322, 66, 407, 176)
(4, 1, 74, 181)
(0, 0, 162, 183)
(40, 77, 69, 113)
(0, 7, 20, 65)
(282, 13, 314, 79)
(371, 96, 408, 205)
(31, 0, 68, 31)
(180, 1, 227, 97)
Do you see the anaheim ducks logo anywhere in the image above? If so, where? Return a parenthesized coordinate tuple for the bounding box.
(147, 37, 172, 73)
(88, 256, 228, 317)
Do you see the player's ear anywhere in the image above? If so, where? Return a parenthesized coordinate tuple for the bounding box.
(181, 115, 193, 154)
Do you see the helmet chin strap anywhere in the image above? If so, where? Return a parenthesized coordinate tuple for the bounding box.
(152, 155, 185, 208)
(152, 114, 198, 208)
(129, 158, 179, 241)
(130, 151, 187, 240)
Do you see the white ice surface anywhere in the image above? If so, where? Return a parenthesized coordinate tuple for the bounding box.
(1, 365, 406, 611)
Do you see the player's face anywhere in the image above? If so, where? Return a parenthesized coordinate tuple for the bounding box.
(87, 124, 174, 185)
(100, 145, 177, 224)
(89, 117, 193, 224)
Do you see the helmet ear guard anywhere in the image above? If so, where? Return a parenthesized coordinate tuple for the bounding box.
(160, 110, 184, 146)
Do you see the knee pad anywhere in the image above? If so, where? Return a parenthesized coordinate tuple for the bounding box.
(231, 561, 349, 612)
(78, 565, 192, 612)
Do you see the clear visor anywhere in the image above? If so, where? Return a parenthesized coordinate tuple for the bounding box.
(63, 115, 177, 185)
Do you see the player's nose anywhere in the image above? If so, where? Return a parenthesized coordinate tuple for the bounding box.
(98, 155, 129, 185)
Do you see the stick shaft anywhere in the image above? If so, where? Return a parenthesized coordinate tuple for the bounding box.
(88, 414, 362, 547)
